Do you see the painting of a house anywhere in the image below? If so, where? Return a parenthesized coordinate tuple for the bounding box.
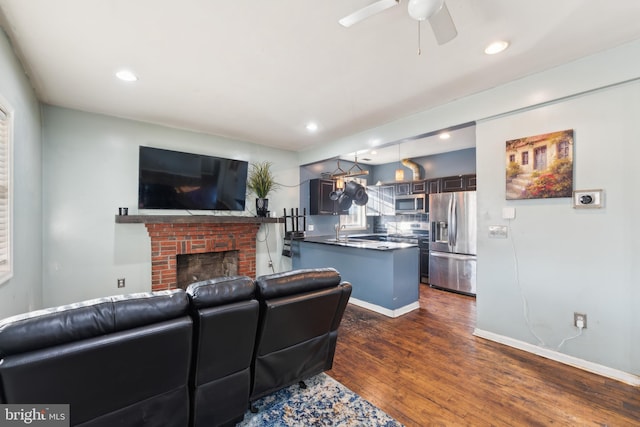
(505, 129, 574, 200)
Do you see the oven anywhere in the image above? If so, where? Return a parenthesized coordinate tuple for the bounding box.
(395, 194, 426, 214)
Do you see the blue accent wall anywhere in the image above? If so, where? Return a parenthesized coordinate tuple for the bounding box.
(372, 148, 476, 183)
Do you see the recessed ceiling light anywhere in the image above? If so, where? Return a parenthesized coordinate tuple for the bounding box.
(116, 69, 138, 82)
(439, 132, 451, 140)
(484, 40, 509, 55)
(305, 122, 319, 132)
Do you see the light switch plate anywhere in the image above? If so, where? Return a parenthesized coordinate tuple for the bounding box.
(502, 207, 516, 220)
(573, 189, 604, 209)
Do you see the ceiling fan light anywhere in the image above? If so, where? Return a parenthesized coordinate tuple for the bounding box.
(407, 0, 444, 21)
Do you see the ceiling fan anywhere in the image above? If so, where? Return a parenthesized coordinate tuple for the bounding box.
(339, 0, 458, 46)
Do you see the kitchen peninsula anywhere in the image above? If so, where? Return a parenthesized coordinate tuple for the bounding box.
(291, 236, 419, 317)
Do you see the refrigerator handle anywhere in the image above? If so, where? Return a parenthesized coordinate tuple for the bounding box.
(447, 196, 453, 247)
(451, 195, 457, 247)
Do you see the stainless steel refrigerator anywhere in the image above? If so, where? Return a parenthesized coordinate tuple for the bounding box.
(428, 191, 477, 295)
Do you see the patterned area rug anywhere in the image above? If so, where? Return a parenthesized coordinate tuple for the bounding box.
(237, 373, 403, 426)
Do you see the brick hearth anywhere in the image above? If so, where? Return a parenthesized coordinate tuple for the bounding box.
(144, 222, 261, 291)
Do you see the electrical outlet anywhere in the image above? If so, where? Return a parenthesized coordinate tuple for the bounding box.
(574, 312, 587, 329)
(117, 278, 125, 288)
(268, 260, 273, 268)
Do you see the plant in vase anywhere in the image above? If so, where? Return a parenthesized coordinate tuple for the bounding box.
(247, 161, 279, 217)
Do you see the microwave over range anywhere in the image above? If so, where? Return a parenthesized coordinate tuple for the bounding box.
(395, 194, 426, 214)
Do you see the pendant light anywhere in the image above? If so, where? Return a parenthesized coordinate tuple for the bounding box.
(395, 143, 405, 181)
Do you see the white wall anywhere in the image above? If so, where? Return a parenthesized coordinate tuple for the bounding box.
(0, 29, 43, 317)
(42, 106, 297, 307)
(475, 80, 639, 377)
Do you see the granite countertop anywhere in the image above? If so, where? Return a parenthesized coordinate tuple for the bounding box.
(301, 235, 417, 251)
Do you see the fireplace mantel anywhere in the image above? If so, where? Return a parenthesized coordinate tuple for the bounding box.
(115, 215, 283, 224)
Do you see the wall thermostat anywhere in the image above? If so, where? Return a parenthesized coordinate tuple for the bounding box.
(572, 189, 604, 209)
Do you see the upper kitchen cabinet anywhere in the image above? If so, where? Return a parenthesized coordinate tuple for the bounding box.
(439, 174, 477, 192)
(426, 179, 441, 194)
(309, 178, 348, 215)
(394, 180, 425, 195)
(412, 180, 426, 194)
(366, 185, 394, 216)
(465, 175, 477, 191)
(394, 182, 411, 196)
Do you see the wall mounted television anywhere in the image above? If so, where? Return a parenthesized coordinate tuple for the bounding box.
(138, 146, 248, 211)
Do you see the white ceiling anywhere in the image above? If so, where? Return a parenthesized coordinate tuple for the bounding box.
(1, 0, 640, 164)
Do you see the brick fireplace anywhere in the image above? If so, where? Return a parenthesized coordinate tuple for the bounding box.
(115, 215, 281, 292)
(144, 222, 260, 291)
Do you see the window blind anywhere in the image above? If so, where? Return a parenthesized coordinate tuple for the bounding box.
(0, 105, 10, 274)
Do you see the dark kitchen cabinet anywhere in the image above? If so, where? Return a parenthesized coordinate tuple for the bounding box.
(426, 179, 441, 194)
(441, 175, 465, 192)
(420, 248, 429, 283)
(440, 174, 477, 192)
(419, 236, 430, 284)
(309, 179, 348, 215)
(465, 175, 477, 191)
(412, 180, 426, 194)
(395, 182, 411, 196)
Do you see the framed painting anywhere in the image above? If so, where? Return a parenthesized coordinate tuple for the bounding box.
(505, 129, 574, 200)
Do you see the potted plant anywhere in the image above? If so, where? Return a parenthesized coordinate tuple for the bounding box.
(247, 161, 279, 217)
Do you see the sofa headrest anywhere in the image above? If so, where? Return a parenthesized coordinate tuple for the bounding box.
(0, 289, 189, 358)
(186, 276, 255, 308)
(255, 268, 342, 300)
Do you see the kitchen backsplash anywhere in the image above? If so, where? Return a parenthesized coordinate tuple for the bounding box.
(374, 214, 429, 234)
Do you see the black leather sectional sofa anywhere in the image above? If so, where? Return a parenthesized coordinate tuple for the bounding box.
(0, 268, 352, 427)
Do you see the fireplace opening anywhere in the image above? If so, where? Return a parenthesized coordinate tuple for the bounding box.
(176, 250, 239, 290)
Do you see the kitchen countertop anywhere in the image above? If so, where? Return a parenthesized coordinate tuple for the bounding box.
(301, 235, 417, 251)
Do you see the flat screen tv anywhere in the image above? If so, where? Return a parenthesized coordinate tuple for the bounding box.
(138, 146, 248, 211)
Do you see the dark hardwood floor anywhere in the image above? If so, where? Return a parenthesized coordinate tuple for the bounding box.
(327, 285, 640, 426)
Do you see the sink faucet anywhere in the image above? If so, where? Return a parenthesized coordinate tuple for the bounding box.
(335, 220, 346, 241)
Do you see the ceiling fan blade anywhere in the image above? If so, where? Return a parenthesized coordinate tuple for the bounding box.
(339, 0, 399, 28)
(428, 1, 457, 45)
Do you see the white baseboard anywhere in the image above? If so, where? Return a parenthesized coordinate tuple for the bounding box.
(348, 298, 420, 318)
(473, 328, 640, 387)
